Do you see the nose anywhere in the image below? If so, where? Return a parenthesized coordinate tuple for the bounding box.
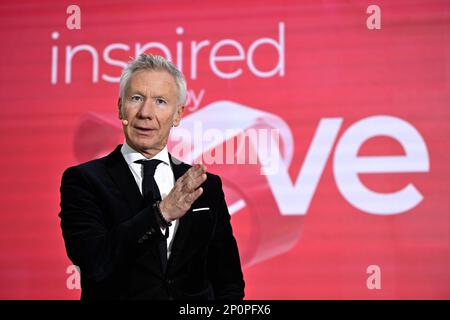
(137, 99, 156, 119)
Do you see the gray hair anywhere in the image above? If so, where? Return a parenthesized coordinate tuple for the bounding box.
(119, 54, 187, 107)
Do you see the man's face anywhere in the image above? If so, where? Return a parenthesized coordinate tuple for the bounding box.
(119, 69, 184, 157)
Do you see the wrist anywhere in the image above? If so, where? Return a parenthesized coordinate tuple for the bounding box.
(159, 200, 173, 221)
(154, 201, 172, 228)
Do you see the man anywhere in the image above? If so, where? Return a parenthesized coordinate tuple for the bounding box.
(59, 54, 245, 300)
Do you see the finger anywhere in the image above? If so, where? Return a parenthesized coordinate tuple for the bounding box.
(176, 167, 194, 185)
(177, 167, 195, 186)
(193, 187, 204, 201)
(179, 165, 206, 189)
(188, 164, 207, 179)
(183, 172, 207, 192)
(185, 187, 203, 205)
(191, 173, 207, 189)
(198, 164, 207, 174)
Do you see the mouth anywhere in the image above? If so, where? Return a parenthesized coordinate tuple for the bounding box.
(134, 126, 156, 135)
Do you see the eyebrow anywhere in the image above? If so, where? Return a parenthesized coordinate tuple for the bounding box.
(128, 90, 145, 97)
(127, 90, 173, 102)
(152, 95, 170, 101)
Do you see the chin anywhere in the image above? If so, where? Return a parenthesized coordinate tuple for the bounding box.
(133, 138, 162, 151)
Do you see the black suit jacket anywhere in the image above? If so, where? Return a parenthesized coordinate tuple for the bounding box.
(59, 145, 245, 300)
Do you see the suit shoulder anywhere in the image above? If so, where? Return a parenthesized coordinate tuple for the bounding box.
(204, 171, 223, 192)
(63, 156, 108, 176)
(206, 171, 221, 183)
(61, 151, 113, 183)
(63, 145, 121, 176)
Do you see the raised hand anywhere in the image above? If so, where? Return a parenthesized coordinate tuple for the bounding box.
(159, 164, 207, 222)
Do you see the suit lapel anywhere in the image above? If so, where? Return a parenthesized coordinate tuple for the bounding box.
(105, 145, 145, 217)
(104, 148, 194, 270)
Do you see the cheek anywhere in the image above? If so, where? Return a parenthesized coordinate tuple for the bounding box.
(125, 125, 134, 138)
(126, 109, 141, 125)
(157, 109, 176, 126)
(122, 105, 132, 118)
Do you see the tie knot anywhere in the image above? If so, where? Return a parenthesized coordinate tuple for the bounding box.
(135, 159, 163, 176)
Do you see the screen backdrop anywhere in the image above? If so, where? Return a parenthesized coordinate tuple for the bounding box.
(0, 0, 449, 299)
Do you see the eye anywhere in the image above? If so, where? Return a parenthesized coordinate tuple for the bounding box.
(130, 95, 143, 102)
(155, 98, 167, 106)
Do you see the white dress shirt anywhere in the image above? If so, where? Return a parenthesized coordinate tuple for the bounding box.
(120, 141, 179, 260)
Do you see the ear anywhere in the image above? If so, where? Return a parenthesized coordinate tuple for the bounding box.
(172, 105, 185, 127)
(117, 98, 123, 119)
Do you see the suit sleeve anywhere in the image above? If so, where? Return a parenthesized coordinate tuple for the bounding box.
(59, 166, 161, 283)
(207, 175, 245, 300)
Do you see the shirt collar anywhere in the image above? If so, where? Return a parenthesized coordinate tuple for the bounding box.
(121, 141, 170, 166)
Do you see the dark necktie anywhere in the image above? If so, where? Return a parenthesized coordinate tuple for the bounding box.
(135, 159, 168, 272)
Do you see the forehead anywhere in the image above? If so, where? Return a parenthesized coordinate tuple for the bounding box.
(126, 69, 178, 97)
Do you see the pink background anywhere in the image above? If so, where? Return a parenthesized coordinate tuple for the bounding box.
(0, 0, 449, 299)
